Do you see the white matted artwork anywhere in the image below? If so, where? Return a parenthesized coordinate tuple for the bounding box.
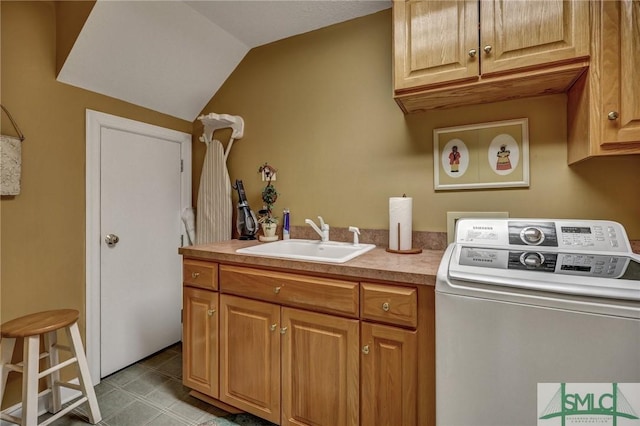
(433, 118, 529, 190)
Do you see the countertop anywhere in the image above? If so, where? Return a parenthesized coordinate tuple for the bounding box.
(179, 239, 445, 286)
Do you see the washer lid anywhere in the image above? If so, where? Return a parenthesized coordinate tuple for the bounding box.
(447, 245, 640, 302)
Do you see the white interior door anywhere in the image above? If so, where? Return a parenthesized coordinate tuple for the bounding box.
(86, 110, 192, 382)
(99, 128, 182, 377)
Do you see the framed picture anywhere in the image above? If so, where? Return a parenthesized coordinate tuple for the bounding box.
(433, 118, 529, 190)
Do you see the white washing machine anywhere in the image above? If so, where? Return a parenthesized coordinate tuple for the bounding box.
(436, 219, 640, 426)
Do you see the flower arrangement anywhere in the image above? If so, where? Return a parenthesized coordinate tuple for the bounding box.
(257, 163, 278, 225)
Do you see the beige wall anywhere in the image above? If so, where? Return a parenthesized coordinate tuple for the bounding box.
(0, 1, 191, 406)
(198, 9, 640, 239)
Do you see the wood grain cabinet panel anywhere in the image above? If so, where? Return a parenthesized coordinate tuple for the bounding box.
(183, 259, 218, 290)
(361, 283, 417, 328)
(568, 0, 640, 162)
(219, 295, 281, 424)
(361, 322, 418, 426)
(182, 287, 218, 397)
(219, 265, 359, 317)
(393, 0, 589, 113)
(281, 308, 360, 426)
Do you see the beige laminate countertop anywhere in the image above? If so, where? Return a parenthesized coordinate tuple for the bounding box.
(179, 239, 445, 286)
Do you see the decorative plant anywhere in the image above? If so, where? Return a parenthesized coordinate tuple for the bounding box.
(257, 163, 278, 225)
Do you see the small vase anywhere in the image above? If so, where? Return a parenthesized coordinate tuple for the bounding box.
(262, 223, 277, 238)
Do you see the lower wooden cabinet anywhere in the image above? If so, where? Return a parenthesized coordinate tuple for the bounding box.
(219, 294, 360, 426)
(361, 322, 418, 426)
(220, 295, 281, 423)
(182, 260, 434, 426)
(281, 308, 360, 426)
(182, 286, 219, 397)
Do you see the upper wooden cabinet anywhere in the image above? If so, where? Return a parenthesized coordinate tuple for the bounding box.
(568, 0, 640, 163)
(393, 0, 590, 113)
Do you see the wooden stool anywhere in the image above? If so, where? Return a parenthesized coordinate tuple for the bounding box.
(0, 309, 101, 425)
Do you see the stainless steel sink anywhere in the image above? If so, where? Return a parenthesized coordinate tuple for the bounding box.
(236, 239, 376, 263)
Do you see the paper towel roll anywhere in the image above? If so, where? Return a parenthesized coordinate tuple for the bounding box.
(389, 197, 412, 250)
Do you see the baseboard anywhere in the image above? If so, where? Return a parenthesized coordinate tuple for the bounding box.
(0, 379, 82, 425)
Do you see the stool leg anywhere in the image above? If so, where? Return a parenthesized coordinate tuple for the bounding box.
(22, 335, 40, 426)
(65, 323, 101, 424)
(0, 337, 16, 407)
(44, 330, 62, 414)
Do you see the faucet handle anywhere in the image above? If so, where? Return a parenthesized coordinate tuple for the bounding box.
(348, 226, 360, 246)
(318, 216, 328, 230)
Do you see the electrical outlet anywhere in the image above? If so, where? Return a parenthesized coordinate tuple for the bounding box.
(261, 170, 276, 182)
(447, 211, 509, 244)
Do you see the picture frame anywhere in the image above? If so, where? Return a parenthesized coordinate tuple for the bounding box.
(433, 118, 529, 190)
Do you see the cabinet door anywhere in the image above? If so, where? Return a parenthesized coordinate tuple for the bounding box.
(219, 295, 281, 424)
(281, 308, 360, 426)
(481, 0, 588, 76)
(601, 0, 640, 146)
(182, 287, 218, 397)
(393, 0, 478, 91)
(361, 322, 418, 426)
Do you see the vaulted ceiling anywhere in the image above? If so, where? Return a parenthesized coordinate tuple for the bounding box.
(57, 0, 391, 121)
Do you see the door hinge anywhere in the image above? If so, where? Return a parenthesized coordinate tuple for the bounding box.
(181, 234, 184, 247)
(180, 159, 184, 172)
(180, 309, 183, 324)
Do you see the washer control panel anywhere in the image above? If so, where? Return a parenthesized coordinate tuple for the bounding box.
(458, 247, 638, 279)
(455, 219, 631, 253)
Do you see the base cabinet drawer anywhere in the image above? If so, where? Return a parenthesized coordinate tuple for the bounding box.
(361, 283, 418, 328)
(184, 259, 218, 290)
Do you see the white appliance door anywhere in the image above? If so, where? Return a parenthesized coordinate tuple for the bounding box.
(100, 127, 182, 377)
(436, 292, 640, 426)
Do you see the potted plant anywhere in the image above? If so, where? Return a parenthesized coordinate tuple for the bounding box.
(258, 163, 278, 239)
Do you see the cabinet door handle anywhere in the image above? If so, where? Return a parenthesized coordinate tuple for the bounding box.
(280, 327, 288, 335)
(362, 345, 370, 355)
(191, 272, 200, 279)
(274, 286, 281, 294)
(468, 49, 477, 58)
(483, 45, 492, 54)
(207, 309, 215, 316)
(608, 111, 619, 121)
(270, 323, 277, 332)
(382, 302, 390, 312)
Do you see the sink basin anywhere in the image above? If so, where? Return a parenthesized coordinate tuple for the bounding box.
(236, 239, 376, 263)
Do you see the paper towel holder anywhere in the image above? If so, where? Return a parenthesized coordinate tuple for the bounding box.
(386, 222, 422, 254)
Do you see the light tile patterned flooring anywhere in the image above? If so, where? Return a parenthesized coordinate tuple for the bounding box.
(30, 343, 276, 426)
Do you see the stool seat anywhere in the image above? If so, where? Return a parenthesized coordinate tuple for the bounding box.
(1, 309, 101, 425)
(1, 309, 79, 338)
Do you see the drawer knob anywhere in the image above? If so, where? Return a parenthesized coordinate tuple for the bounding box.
(608, 111, 619, 121)
(362, 345, 370, 355)
(280, 327, 288, 335)
(382, 302, 390, 312)
(274, 286, 281, 294)
(270, 323, 277, 332)
(191, 272, 200, 279)
(207, 309, 215, 316)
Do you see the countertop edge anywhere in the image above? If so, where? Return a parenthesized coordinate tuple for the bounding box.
(179, 240, 443, 286)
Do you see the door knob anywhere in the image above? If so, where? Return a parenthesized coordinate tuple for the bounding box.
(483, 45, 493, 54)
(105, 234, 120, 247)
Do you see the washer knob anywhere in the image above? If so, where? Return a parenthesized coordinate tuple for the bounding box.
(521, 227, 544, 245)
(521, 252, 544, 268)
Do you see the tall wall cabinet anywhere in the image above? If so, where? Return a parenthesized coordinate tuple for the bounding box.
(567, 0, 640, 163)
(393, 0, 590, 113)
(182, 258, 435, 426)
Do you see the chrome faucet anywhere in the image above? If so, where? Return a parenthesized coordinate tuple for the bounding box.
(305, 216, 330, 242)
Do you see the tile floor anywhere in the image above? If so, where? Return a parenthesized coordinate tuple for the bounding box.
(13, 343, 276, 426)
